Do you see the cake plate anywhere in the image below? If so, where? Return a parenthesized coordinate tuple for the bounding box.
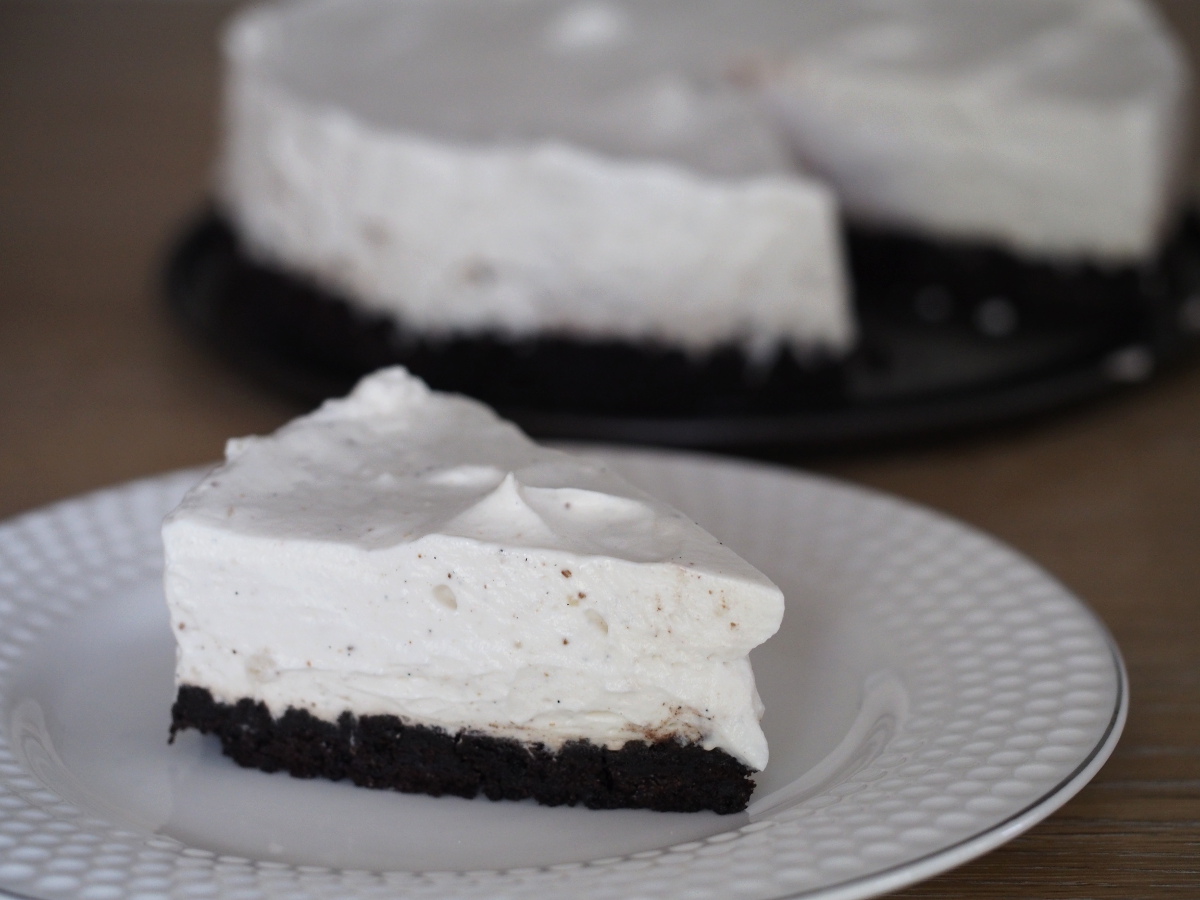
(0, 449, 1125, 900)
(165, 211, 1200, 449)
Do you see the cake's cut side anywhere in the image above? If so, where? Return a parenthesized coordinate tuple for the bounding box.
(172, 685, 755, 814)
(164, 367, 785, 813)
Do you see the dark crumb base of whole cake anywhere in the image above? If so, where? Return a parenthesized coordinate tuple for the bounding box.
(171, 685, 756, 814)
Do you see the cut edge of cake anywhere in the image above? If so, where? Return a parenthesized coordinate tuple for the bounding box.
(164, 367, 786, 813)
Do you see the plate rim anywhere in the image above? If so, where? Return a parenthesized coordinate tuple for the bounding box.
(797, 634, 1126, 900)
(0, 452, 1128, 900)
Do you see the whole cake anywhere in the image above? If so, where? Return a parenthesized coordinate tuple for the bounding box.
(165, 367, 785, 813)
(201, 0, 1191, 419)
(761, 0, 1189, 263)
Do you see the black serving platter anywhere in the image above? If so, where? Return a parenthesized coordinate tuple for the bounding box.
(165, 210, 1200, 450)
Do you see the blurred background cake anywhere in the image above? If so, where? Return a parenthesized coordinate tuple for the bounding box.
(171, 0, 1200, 442)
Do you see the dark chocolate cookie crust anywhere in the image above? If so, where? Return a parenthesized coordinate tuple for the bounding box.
(171, 685, 756, 814)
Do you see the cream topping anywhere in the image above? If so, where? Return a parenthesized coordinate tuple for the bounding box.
(164, 368, 785, 769)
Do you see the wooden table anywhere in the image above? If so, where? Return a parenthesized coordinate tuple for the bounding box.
(2, 1, 1198, 895)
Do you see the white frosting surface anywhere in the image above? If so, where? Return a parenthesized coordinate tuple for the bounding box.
(164, 368, 785, 769)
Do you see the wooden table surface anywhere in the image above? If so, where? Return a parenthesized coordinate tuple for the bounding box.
(2, 1, 1198, 896)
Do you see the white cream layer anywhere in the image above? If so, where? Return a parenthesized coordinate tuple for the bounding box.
(163, 368, 785, 770)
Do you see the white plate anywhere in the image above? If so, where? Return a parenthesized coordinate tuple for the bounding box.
(0, 449, 1126, 900)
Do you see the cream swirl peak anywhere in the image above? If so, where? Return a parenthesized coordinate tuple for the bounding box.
(164, 368, 785, 770)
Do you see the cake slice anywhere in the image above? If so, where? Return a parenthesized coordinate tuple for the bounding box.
(165, 367, 785, 813)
